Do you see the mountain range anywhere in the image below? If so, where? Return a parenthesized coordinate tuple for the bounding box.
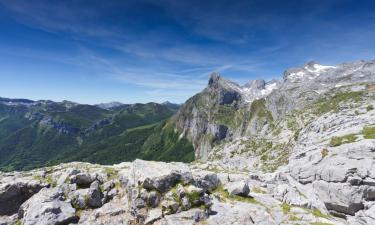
(0, 99, 193, 171)
(0, 60, 375, 225)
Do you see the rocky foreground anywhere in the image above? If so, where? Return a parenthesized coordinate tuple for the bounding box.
(1, 152, 374, 225)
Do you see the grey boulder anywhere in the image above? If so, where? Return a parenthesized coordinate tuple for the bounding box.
(18, 188, 77, 225)
(225, 181, 250, 197)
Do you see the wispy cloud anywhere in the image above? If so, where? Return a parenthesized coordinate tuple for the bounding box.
(1, 0, 374, 103)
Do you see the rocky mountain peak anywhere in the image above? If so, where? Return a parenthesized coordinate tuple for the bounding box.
(283, 61, 336, 82)
(208, 72, 221, 87)
(304, 60, 318, 68)
(243, 79, 266, 90)
(244, 80, 266, 89)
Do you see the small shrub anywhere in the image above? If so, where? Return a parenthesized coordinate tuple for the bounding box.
(355, 110, 359, 115)
(367, 105, 374, 111)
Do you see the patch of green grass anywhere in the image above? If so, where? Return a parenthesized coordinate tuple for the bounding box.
(314, 91, 363, 115)
(289, 215, 300, 221)
(215, 105, 238, 129)
(287, 119, 299, 131)
(33, 175, 42, 181)
(104, 167, 118, 180)
(281, 203, 291, 214)
(260, 154, 268, 161)
(250, 99, 273, 122)
(46, 175, 57, 187)
(185, 190, 201, 206)
(241, 138, 273, 155)
(171, 187, 182, 204)
(362, 126, 375, 139)
(13, 220, 22, 225)
(75, 209, 84, 218)
(321, 148, 329, 158)
(213, 185, 260, 205)
(312, 208, 330, 219)
(272, 126, 282, 136)
(260, 142, 290, 172)
(329, 134, 357, 147)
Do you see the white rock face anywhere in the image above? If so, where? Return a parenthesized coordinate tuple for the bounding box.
(123, 159, 192, 193)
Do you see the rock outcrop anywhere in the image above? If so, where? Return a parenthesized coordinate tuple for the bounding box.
(0, 160, 353, 225)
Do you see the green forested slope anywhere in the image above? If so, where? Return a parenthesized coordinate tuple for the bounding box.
(0, 100, 194, 171)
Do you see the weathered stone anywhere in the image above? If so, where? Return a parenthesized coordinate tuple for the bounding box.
(18, 188, 77, 225)
(0, 214, 18, 225)
(70, 173, 95, 187)
(87, 181, 102, 208)
(176, 184, 185, 198)
(144, 208, 162, 225)
(192, 171, 220, 191)
(181, 197, 191, 210)
(225, 181, 250, 197)
(147, 191, 161, 208)
(161, 199, 179, 215)
(128, 160, 192, 193)
(0, 179, 44, 216)
(313, 180, 364, 216)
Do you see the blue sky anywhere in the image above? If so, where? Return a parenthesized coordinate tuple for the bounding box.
(0, 0, 374, 104)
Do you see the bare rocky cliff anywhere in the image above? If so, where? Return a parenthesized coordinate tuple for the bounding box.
(174, 60, 375, 162)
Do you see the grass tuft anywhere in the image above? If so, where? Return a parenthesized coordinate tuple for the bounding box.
(362, 126, 375, 139)
(321, 148, 329, 158)
(281, 202, 291, 214)
(312, 208, 330, 219)
(329, 134, 357, 147)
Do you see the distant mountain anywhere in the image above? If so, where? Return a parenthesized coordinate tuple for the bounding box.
(95, 101, 124, 109)
(0, 99, 192, 171)
(161, 101, 181, 110)
(172, 60, 375, 163)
